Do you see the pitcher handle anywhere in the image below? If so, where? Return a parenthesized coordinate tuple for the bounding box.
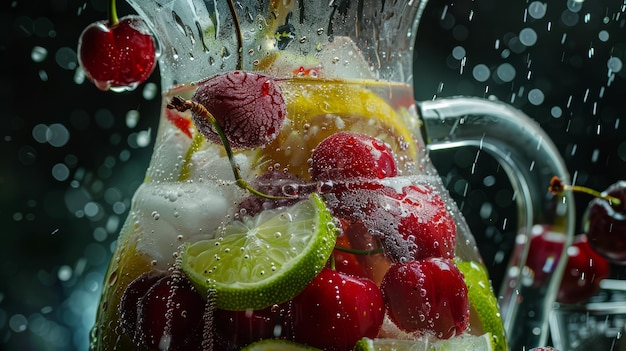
(418, 97, 575, 350)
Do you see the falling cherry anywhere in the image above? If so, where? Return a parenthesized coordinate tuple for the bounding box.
(77, 0, 156, 91)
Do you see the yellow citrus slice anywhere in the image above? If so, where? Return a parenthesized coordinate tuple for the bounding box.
(254, 78, 421, 179)
(181, 193, 338, 310)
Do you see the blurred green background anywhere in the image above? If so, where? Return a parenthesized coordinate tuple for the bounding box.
(1, 0, 625, 350)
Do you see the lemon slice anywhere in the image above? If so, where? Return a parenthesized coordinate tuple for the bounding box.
(181, 193, 337, 310)
(354, 333, 494, 351)
(256, 78, 420, 179)
(456, 261, 507, 351)
(241, 339, 322, 350)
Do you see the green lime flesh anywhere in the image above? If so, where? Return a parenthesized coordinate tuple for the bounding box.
(181, 193, 337, 310)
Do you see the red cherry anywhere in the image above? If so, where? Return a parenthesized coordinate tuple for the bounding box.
(291, 268, 385, 351)
(586, 181, 626, 263)
(120, 271, 207, 350)
(119, 270, 167, 341)
(524, 225, 567, 287)
(557, 234, 610, 304)
(310, 132, 398, 181)
(78, 15, 156, 91)
(326, 182, 455, 262)
(394, 184, 456, 260)
(212, 303, 292, 350)
(192, 71, 287, 149)
(381, 258, 469, 339)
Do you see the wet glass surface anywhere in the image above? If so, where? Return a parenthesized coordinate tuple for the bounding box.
(1, 0, 625, 350)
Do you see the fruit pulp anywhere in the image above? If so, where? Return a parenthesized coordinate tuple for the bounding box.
(89, 78, 505, 351)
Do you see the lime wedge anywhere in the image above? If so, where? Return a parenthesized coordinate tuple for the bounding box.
(241, 339, 322, 350)
(354, 333, 494, 351)
(181, 193, 337, 310)
(456, 261, 507, 351)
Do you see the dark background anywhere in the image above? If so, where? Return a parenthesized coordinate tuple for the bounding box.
(1, 0, 625, 350)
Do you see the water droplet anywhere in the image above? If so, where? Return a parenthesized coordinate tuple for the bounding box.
(152, 211, 161, 220)
(496, 63, 516, 82)
(528, 89, 545, 105)
(519, 28, 538, 47)
(472, 64, 490, 82)
(126, 110, 140, 128)
(528, 2, 547, 19)
(608, 57, 623, 73)
(31, 46, 47, 62)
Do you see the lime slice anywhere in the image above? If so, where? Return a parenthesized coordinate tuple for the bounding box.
(241, 339, 322, 350)
(354, 333, 494, 351)
(181, 193, 337, 310)
(456, 261, 507, 351)
(354, 337, 428, 351)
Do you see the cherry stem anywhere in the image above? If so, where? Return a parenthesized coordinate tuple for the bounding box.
(108, 0, 119, 26)
(549, 176, 622, 206)
(226, 0, 243, 70)
(333, 245, 384, 256)
(166, 96, 286, 200)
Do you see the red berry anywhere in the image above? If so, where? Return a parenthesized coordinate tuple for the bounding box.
(119, 271, 168, 340)
(212, 303, 292, 350)
(120, 271, 207, 350)
(586, 181, 626, 263)
(78, 15, 156, 91)
(381, 258, 469, 339)
(326, 182, 455, 262)
(291, 268, 385, 351)
(310, 132, 398, 181)
(557, 234, 610, 304)
(394, 184, 456, 260)
(192, 71, 286, 149)
(524, 225, 567, 287)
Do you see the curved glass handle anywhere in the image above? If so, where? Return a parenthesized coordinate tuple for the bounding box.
(419, 97, 575, 350)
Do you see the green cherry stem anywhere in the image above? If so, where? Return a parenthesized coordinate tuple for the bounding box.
(226, 0, 243, 70)
(108, 0, 119, 26)
(550, 176, 622, 206)
(166, 96, 286, 200)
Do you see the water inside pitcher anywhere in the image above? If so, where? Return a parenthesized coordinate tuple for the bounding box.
(89, 1, 574, 350)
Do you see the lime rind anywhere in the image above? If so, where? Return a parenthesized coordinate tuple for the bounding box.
(241, 339, 323, 350)
(456, 261, 507, 351)
(355, 333, 493, 351)
(181, 193, 337, 310)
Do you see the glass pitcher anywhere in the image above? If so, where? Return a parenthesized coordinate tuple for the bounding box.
(89, 1, 575, 350)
